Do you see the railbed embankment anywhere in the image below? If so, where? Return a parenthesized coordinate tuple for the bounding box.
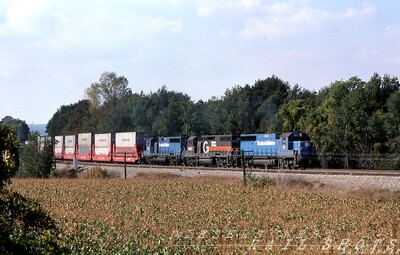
(56, 162, 400, 191)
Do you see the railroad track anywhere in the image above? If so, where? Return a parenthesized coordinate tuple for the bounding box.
(56, 160, 400, 177)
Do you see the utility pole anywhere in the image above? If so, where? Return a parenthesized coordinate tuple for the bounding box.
(124, 151, 127, 179)
(242, 149, 246, 185)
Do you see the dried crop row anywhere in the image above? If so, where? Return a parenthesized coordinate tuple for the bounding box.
(11, 177, 400, 254)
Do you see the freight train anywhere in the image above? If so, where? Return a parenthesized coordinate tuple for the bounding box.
(53, 131, 318, 169)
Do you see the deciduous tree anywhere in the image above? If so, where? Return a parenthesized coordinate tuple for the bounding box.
(86, 71, 132, 107)
(0, 116, 30, 143)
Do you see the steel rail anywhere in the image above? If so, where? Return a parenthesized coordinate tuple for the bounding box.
(56, 160, 400, 177)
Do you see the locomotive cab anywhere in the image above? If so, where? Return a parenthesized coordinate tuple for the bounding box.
(186, 136, 198, 153)
(144, 137, 159, 155)
(282, 132, 318, 168)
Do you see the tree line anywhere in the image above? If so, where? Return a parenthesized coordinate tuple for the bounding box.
(46, 71, 400, 169)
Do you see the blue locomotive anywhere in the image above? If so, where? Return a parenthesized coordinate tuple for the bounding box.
(240, 132, 317, 169)
(143, 136, 187, 165)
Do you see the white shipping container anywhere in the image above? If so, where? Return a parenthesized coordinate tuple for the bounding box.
(95, 133, 111, 155)
(55, 136, 63, 145)
(65, 135, 75, 154)
(54, 135, 63, 153)
(116, 132, 137, 147)
(65, 135, 75, 147)
(78, 133, 91, 145)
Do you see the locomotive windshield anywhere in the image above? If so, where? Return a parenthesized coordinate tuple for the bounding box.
(291, 133, 310, 142)
(170, 138, 180, 143)
(240, 135, 256, 141)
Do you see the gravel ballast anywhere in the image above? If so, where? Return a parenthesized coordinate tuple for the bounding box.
(56, 163, 400, 191)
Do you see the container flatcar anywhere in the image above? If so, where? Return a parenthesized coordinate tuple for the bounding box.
(113, 132, 147, 163)
(92, 133, 114, 162)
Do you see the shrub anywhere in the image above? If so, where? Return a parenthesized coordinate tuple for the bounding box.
(246, 173, 276, 187)
(0, 189, 69, 254)
(18, 132, 54, 178)
(78, 165, 109, 178)
(0, 125, 20, 188)
(0, 126, 68, 254)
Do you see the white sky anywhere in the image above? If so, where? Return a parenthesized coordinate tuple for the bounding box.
(0, 0, 399, 124)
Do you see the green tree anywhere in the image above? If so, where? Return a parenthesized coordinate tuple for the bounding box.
(0, 125, 20, 189)
(86, 71, 132, 107)
(0, 116, 30, 143)
(306, 74, 399, 169)
(279, 99, 311, 131)
(81, 71, 133, 133)
(251, 76, 290, 107)
(85, 83, 102, 110)
(46, 100, 90, 136)
(385, 91, 400, 138)
(384, 91, 400, 156)
(222, 86, 254, 133)
(130, 92, 152, 132)
(204, 97, 227, 134)
(251, 76, 290, 132)
(18, 132, 54, 178)
(99, 98, 135, 133)
(149, 87, 193, 136)
(179, 99, 197, 135)
(255, 99, 279, 133)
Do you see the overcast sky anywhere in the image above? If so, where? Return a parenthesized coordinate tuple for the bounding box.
(1, 0, 399, 124)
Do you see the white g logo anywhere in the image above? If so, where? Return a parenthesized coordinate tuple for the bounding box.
(203, 141, 209, 153)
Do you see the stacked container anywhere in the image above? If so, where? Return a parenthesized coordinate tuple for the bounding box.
(93, 133, 113, 162)
(77, 133, 92, 161)
(64, 135, 76, 160)
(54, 135, 64, 159)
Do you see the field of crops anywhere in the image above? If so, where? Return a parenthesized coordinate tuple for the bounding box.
(11, 174, 400, 254)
